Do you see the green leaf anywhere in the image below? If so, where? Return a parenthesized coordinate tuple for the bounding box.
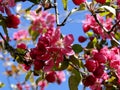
(57, 58, 69, 70)
(100, 6, 116, 16)
(36, 76, 42, 85)
(0, 82, 5, 88)
(92, 37, 97, 45)
(79, 3, 86, 10)
(25, 70, 32, 81)
(115, 32, 120, 40)
(99, 11, 110, 16)
(86, 31, 93, 37)
(72, 44, 83, 53)
(62, 0, 68, 10)
(29, 27, 39, 41)
(69, 55, 81, 68)
(29, 74, 34, 83)
(69, 69, 81, 90)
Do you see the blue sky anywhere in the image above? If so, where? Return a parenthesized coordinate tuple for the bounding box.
(0, 0, 90, 90)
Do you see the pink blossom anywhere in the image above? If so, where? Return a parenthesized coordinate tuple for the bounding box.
(13, 30, 28, 41)
(5, 14, 20, 28)
(83, 14, 112, 39)
(30, 11, 55, 34)
(56, 71, 66, 84)
(0, 0, 15, 15)
(44, 60, 54, 72)
(17, 43, 27, 50)
(93, 52, 107, 64)
(16, 83, 23, 90)
(91, 49, 98, 55)
(62, 34, 74, 55)
(117, 0, 120, 7)
(90, 79, 102, 90)
(30, 27, 74, 72)
(23, 84, 30, 90)
(22, 64, 31, 71)
(101, 72, 109, 81)
(110, 55, 120, 69)
(38, 80, 47, 90)
(100, 46, 115, 61)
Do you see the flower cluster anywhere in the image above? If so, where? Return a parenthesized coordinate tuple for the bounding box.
(13, 30, 28, 41)
(16, 11, 74, 90)
(83, 46, 120, 89)
(29, 11, 56, 34)
(29, 27, 74, 72)
(83, 14, 112, 39)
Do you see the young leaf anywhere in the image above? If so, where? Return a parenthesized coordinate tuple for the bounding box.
(100, 6, 116, 16)
(62, 0, 68, 10)
(25, 70, 32, 81)
(0, 82, 5, 88)
(29, 27, 39, 41)
(86, 31, 93, 37)
(36, 76, 42, 85)
(79, 3, 86, 10)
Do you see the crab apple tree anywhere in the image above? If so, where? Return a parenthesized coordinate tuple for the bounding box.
(0, 0, 120, 90)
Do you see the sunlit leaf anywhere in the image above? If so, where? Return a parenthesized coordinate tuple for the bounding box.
(79, 3, 86, 10)
(86, 31, 93, 37)
(0, 82, 5, 88)
(115, 32, 120, 40)
(29, 74, 34, 83)
(99, 11, 110, 16)
(62, 0, 68, 10)
(25, 70, 32, 81)
(36, 76, 42, 85)
(29, 27, 39, 41)
(108, 76, 116, 83)
(100, 6, 116, 16)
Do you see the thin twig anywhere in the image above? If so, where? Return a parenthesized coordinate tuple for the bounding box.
(108, 19, 120, 33)
(57, 8, 79, 26)
(57, 11, 72, 26)
(92, 14, 108, 32)
(54, 0, 60, 25)
(69, 62, 86, 76)
(93, 14, 120, 45)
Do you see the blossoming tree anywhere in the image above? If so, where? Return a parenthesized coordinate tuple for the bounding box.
(0, 0, 120, 90)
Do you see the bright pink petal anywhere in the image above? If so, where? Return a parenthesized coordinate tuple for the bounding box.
(63, 34, 74, 47)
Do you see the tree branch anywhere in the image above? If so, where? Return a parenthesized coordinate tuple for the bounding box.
(85, 2, 120, 45)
